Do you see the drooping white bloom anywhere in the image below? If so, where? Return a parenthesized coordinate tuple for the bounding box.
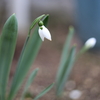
(85, 37, 96, 48)
(38, 25, 52, 41)
(69, 90, 82, 99)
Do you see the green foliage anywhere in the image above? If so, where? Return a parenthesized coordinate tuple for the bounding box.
(8, 14, 49, 100)
(0, 14, 53, 100)
(21, 68, 39, 100)
(56, 47, 76, 96)
(56, 26, 76, 96)
(0, 13, 92, 100)
(0, 14, 18, 100)
(33, 83, 54, 100)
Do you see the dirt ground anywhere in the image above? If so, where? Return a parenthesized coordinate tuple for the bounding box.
(10, 26, 100, 100)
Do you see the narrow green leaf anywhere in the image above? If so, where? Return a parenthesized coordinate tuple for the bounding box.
(0, 14, 18, 100)
(56, 46, 76, 96)
(21, 68, 39, 100)
(33, 83, 54, 100)
(59, 26, 74, 67)
(56, 26, 74, 93)
(8, 15, 49, 100)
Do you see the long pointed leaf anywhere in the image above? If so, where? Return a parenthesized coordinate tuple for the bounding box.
(56, 26, 74, 93)
(21, 68, 39, 100)
(59, 26, 74, 67)
(33, 83, 54, 100)
(0, 14, 18, 100)
(56, 46, 76, 96)
(8, 15, 49, 100)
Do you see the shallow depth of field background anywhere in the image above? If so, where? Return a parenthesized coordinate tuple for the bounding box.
(1, 0, 100, 100)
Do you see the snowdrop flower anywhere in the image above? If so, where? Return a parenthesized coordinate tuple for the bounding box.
(85, 37, 96, 48)
(78, 37, 96, 56)
(38, 21, 52, 41)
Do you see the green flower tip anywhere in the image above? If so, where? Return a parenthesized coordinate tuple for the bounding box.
(38, 21, 44, 26)
(69, 25, 74, 32)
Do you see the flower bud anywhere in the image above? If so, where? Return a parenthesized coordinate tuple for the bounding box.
(85, 37, 96, 48)
(38, 21, 44, 26)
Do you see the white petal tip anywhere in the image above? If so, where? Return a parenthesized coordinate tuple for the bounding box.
(48, 38, 52, 41)
(44, 37, 52, 41)
(85, 37, 96, 48)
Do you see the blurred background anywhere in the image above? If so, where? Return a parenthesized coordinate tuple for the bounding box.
(0, 0, 78, 54)
(0, 0, 76, 33)
(1, 0, 100, 100)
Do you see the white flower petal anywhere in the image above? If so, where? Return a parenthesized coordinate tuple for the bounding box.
(42, 25, 52, 41)
(38, 28, 44, 41)
(85, 37, 96, 48)
(38, 25, 52, 41)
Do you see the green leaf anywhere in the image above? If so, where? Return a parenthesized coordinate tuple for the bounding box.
(33, 83, 54, 100)
(8, 15, 49, 100)
(56, 46, 76, 96)
(56, 26, 74, 94)
(21, 68, 39, 100)
(59, 26, 74, 67)
(0, 14, 18, 100)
